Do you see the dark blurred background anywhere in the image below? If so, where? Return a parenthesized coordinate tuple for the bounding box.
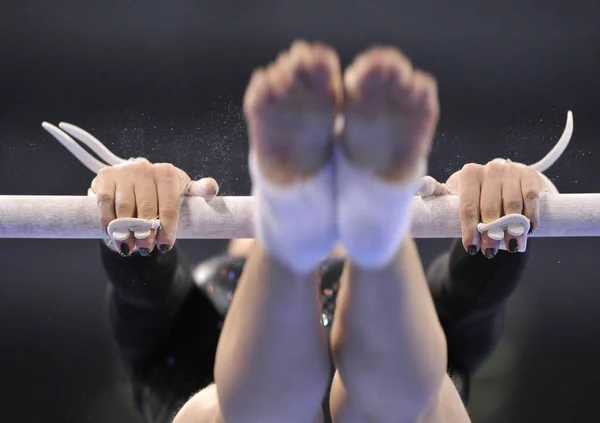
(1, 0, 599, 421)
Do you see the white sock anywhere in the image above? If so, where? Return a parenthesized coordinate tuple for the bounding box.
(249, 150, 337, 275)
(335, 147, 426, 269)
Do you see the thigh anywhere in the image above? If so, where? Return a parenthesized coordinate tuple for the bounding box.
(329, 371, 470, 423)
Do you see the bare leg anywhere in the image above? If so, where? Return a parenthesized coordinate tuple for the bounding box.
(330, 242, 468, 423)
(329, 48, 470, 423)
(213, 41, 343, 423)
(216, 245, 328, 423)
(227, 238, 255, 257)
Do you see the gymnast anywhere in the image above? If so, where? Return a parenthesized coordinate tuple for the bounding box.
(94, 42, 547, 423)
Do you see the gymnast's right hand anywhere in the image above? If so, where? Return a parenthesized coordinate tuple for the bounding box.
(91, 159, 219, 257)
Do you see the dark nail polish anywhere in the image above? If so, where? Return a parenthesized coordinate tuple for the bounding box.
(138, 247, 150, 257)
(467, 245, 479, 255)
(485, 248, 497, 259)
(120, 243, 130, 256)
(508, 238, 519, 253)
(158, 244, 171, 253)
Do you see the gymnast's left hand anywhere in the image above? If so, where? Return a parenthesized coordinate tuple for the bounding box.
(91, 159, 219, 256)
(419, 160, 546, 258)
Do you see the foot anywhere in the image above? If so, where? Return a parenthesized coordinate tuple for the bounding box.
(342, 47, 439, 181)
(243, 40, 343, 185)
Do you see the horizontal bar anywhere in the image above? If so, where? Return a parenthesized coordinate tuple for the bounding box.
(0, 194, 597, 239)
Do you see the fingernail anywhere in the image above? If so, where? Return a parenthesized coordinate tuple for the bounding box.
(467, 245, 479, 255)
(508, 239, 519, 253)
(528, 228, 534, 235)
(158, 244, 171, 253)
(138, 247, 150, 257)
(120, 244, 130, 257)
(485, 248, 497, 259)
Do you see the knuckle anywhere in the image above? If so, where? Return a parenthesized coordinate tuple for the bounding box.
(116, 201, 134, 215)
(154, 163, 180, 184)
(522, 166, 539, 178)
(160, 204, 180, 221)
(484, 161, 504, 175)
(504, 200, 523, 212)
(133, 160, 153, 173)
(480, 204, 499, 219)
(460, 203, 479, 221)
(504, 162, 521, 177)
(96, 193, 113, 206)
(137, 199, 156, 215)
(154, 162, 177, 175)
(523, 189, 540, 203)
(461, 163, 482, 176)
(121, 161, 152, 179)
(96, 167, 113, 178)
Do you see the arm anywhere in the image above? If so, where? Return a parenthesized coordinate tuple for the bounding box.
(427, 158, 544, 383)
(427, 239, 530, 373)
(91, 158, 220, 378)
(101, 242, 195, 376)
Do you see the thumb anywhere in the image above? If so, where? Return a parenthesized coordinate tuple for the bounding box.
(184, 177, 220, 201)
(417, 175, 453, 197)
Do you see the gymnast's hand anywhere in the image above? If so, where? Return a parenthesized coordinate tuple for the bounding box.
(420, 160, 546, 258)
(91, 159, 219, 257)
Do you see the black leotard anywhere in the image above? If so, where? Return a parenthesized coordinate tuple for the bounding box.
(101, 240, 529, 423)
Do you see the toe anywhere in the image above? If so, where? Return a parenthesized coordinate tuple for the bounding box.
(344, 47, 415, 108)
(244, 68, 271, 117)
(265, 56, 295, 100)
(402, 70, 439, 117)
(308, 43, 342, 93)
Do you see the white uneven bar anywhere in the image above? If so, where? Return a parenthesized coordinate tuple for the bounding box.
(0, 194, 598, 239)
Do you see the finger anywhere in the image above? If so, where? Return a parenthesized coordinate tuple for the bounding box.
(445, 171, 460, 193)
(417, 176, 451, 197)
(458, 164, 483, 255)
(521, 167, 542, 234)
(155, 164, 182, 252)
(114, 177, 137, 257)
(91, 173, 116, 238)
(501, 165, 524, 253)
(134, 170, 159, 256)
(185, 177, 220, 201)
(479, 162, 504, 258)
